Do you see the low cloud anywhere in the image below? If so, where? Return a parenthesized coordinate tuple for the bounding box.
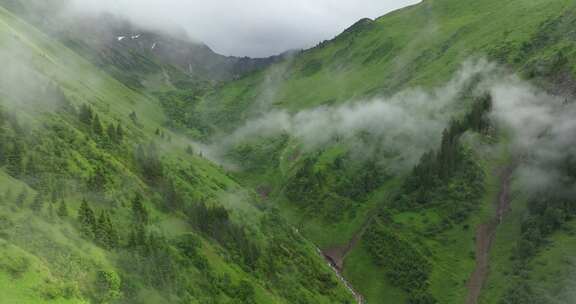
(488, 75, 576, 195)
(200, 58, 576, 196)
(202, 60, 495, 170)
(66, 0, 421, 57)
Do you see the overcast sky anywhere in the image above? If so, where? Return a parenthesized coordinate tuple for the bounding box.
(69, 0, 420, 57)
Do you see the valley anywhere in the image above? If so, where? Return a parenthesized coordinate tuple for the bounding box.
(0, 0, 576, 303)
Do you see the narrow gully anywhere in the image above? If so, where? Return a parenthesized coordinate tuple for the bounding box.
(465, 165, 515, 304)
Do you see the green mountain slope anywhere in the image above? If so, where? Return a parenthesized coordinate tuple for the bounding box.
(0, 4, 354, 304)
(3, 0, 576, 303)
(196, 0, 574, 129)
(163, 0, 576, 303)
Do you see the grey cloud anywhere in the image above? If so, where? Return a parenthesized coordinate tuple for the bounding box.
(67, 0, 420, 57)
(488, 76, 576, 195)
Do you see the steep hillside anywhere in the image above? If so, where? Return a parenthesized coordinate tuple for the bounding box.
(0, 0, 282, 90)
(3, 0, 576, 303)
(0, 4, 354, 304)
(195, 0, 575, 130)
(157, 0, 576, 303)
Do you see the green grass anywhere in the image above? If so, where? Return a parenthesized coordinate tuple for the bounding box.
(344, 241, 407, 303)
(0, 241, 86, 304)
(0, 3, 356, 303)
(277, 177, 401, 249)
(1, 0, 576, 302)
(527, 221, 576, 303)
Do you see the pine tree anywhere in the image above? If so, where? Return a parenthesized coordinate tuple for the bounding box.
(48, 202, 55, 219)
(50, 190, 58, 205)
(30, 193, 44, 214)
(131, 193, 149, 225)
(106, 213, 119, 249)
(106, 124, 117, 144)
(4, 189, 12, 204)
(135, 143, 164, 185)
(57, 200, 69, 218)
(79, 104, 93, 125)
(95, 211, 109, 248)
(128, 229, 137, 249)
(163, 179, 183, 212)
(128, 224, 147, 251)
(6, 140, 24, 177)
(92, 114, 104, 137)
(78, 199, 96, 239)
(89, 166, 107, 193)
(15, 188, 28, 208)
(129, 111, 138, 124)
(145, 143, 163, 184)
(116, 124, 124, 142)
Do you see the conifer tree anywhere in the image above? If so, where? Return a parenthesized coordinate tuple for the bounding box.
(128, 224, 147, 250)
(15, 188, 28, 209)
(57, 200, 69, 218)
(50, 190, 58, 205)
(106, 124, 117, 144)
(131, 193, 149, 225)
(4, 189, 13, 203)
(48, 202, 55, 219)
(31, 193, 44, 214)
(145, 143, 163, 184)
(164, 179, 183, 211)
(79, 104, 93, 125)
(92, 114, 104, 137)
(129, 111, 138, 124)
(116, 124, 124, 142)
(106, 213, 119, 249)
(95, 211, 110, 248)
(78, 199, 96, 239)
(89, 166, 107, 193)
(6, 140, 24, 177)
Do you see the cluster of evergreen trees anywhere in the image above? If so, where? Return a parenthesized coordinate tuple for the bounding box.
(0, 85, 347, 302)
(399, 95, 491, 216)
(187, 202, 261, 270)
(79, 104, 124, 145)
(134, 142, 164, 185)
(0, 107, 28, 178)
(0, 186, 69, 220)
(78, 199, 119, 249)
(285, 151, 388, 221)
(0, 100, 129, 203)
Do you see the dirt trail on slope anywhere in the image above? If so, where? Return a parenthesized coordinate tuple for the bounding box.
(465, 165, 515, 304)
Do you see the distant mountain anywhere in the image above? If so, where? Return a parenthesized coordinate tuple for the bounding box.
(0, 0, 283, 90)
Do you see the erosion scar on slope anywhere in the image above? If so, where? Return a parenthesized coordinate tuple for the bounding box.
(321, 219, 373, 304)
(465, 165, 515, 304)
